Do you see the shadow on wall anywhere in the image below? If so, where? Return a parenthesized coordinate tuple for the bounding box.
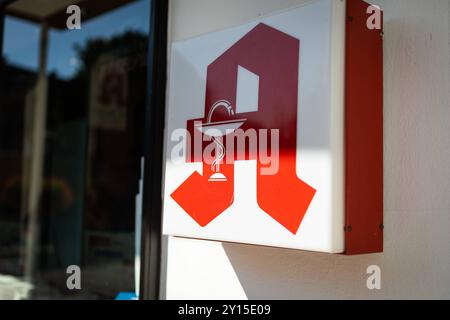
(222, 243, 385, 300)
(221, 10, 450, 299)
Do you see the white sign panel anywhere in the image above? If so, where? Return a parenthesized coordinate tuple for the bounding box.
(163, 0, 346, 253)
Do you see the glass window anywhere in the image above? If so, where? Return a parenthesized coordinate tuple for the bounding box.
(0, 0, 150, 300)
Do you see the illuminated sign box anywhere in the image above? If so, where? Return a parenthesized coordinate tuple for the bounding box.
(163, 0, 383, 255)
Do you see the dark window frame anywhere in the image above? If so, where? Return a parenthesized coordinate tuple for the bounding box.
(139, 0, 168, 300)
(0, 0, 168, 300)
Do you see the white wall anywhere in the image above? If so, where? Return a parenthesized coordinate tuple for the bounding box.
(162, 0, 450, 300)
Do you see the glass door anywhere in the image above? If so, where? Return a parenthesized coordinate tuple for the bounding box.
(0, 0, 152, 300)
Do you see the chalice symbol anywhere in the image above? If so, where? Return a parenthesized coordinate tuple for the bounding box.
(195, 100, 247, 182)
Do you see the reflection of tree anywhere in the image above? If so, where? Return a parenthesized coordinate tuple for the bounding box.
(73, 31, 148, 80)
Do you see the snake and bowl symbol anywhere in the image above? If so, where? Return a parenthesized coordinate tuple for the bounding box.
(194, 100, 246, 182)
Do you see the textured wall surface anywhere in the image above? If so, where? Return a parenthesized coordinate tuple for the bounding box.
(163, 0, 450, 299)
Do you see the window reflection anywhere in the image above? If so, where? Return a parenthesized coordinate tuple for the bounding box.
(0, 0, 150, 300)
